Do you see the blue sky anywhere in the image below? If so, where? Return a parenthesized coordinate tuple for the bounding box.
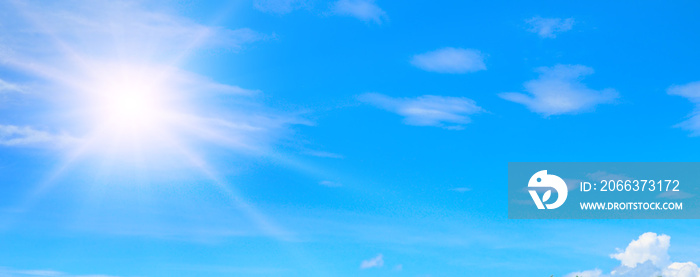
(2, 0, 700, 276)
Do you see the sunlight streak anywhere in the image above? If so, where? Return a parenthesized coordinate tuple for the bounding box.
(0, 0, 301, 243)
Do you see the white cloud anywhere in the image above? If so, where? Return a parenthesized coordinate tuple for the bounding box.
(526, 16, 574, 38)
(668, 81, 700, 136)
(359, 93, 483, 129)
(256, 0, 387, 23)
(568, 232, 700, 277)
(658, 190, 694, 200)
(610, 261, 662, 277)
(410, 48, 486, 74)
(611, 232, 671, 269)
(0, 125, 77, 147)
(360, 254, 384, 269)
(499, 65, 618, 116)
(0, 79, 22, 92)
(669, 81, 700, 100)
(0, 266, 118, 277)
(565, 269, 602, 277)
(664, 262, 700, 277)
(254, 0, 308, 14)
(332, 0, 387, 24)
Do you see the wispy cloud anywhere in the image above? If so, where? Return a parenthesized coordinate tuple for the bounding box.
(254, 0, 308, 14)
(565, 269, 602, 277)
(410, 48, 486, 74)
(319, 180, 342, 187)
(567, 232, 700, 277)
(586, 171, 631, 182)
(0, 79, 22, 93)
(0, 125, 77, 147)
(0, 1, 268, 65)
(668, 81, 700, 136)
(332, 0, 387, 24)
(526, 16, 574, 38)
(451, 187, 471, 193)
(658, 190, 694, 199)
(359, 93, 483, 129)
(0, 267, 118, 277)
(304, 150, 344, 159)
(499, 65, 618, 116)
(360, 254, 384, 269)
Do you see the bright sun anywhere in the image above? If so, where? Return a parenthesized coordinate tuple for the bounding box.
(78, 62, 183, 154)
(99, 77, 164, 131)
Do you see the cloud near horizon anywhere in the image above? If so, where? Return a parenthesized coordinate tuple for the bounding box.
(526, 16, 574, 38)
(499, 64, 618, 116)
(0, 266, 118, 277)
(566, 232, 700, 277)
(359, 93, 483, 129)
(411, 48, 486, 74)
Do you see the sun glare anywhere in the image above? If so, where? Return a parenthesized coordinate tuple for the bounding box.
(78, 63, 184, 154)
(101, 79, 162, 129)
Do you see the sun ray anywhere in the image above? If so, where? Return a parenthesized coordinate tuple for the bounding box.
(166, 136, 293, 240)
(0, 4, 333, 274)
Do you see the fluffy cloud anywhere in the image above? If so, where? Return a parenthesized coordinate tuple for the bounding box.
(359, 93, 483, 129)
(499, 65, 618, 116)
(410, 48, 486, 74)
(664, 262, 700, 277)
(360, 254, 384, 269)
(332, 0, 387, 24)
(668, 81, 700, 136)
(526, 16, 574, 38)
(568, 232, 700, 277)
(611, 232, 671, 269)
